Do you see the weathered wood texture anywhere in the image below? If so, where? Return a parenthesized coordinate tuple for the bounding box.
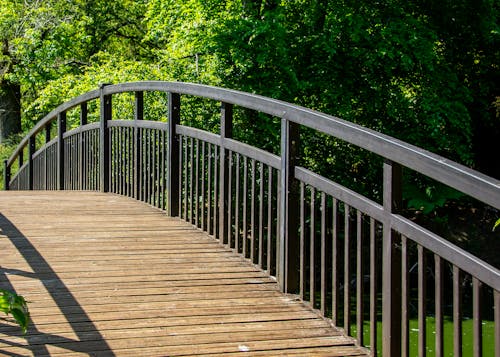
(0, 191, 367, 356)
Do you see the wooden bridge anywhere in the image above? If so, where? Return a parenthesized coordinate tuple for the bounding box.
(2, 82, 500, 356)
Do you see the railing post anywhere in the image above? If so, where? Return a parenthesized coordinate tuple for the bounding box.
(18, 150, 23, 169)
(219, 102, 233, 244)
(382, 159, 403, 357)
(28, 135, 35, 190)
(134, 91, 143, 200)
(3, 160, 10, 190)
(99, 84, 112, 192)
(57, 112, 66, 190)
(279, 118, 300, 293)
(167, 92, 180, 217)
(79, 103, 87, 190)
(45, 123, 51, 190)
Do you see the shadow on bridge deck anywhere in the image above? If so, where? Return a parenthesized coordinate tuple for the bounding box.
(0, 191, 367, 356)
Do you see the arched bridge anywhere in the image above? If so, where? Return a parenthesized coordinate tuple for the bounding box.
(2, 82, 500, 356)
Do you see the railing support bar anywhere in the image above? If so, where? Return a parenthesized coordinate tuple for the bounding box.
(57, 112, 66, 190)
(382, 160, 402, 356)
(219, 102, 233, 245)
(167, 92, 180, 217)
(99, 84, 112, 192)
(279, 118, 300, 293)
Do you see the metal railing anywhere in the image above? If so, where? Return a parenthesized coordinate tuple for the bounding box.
(4, 81, 500, 356)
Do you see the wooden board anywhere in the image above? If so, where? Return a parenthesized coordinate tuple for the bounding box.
(0, 191, 368, 356)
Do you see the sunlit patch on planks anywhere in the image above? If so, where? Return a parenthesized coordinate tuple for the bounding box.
(0, 191, 368, 356)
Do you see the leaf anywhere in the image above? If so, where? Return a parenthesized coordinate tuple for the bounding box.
(494, 218, 500, 232)
(0, 289, 30, 334)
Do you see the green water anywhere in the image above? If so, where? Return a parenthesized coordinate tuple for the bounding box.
(351, 317, 495, 356)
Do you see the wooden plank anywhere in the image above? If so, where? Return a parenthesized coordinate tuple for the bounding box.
(0, 191, 368, 356)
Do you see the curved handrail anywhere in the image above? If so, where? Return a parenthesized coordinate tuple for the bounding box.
(8, 81, 499, 209)
(6, 90, 100, 167)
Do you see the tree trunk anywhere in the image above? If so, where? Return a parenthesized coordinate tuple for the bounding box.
(0, 81, 21, 143)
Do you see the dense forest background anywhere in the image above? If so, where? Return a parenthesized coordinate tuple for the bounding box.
(0, 0, 499, 261)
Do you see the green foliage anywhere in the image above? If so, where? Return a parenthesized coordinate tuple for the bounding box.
(404, 182, 464, 214)
(0, 0, 497, 208)
(0, 289, 30, 334)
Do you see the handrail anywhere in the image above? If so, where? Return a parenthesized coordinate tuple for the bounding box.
(4, 81, 500, 357)
(6, 90, 100, 167)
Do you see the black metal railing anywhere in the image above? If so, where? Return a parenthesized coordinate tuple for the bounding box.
(4, 81, 500, 357)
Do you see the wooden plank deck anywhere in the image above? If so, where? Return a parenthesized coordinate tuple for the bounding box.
(0, 191, 368, 356)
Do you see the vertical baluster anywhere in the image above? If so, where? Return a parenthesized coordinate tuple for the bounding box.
(145, 129, 150, 201)
(435, 255, 444, 357)
(370, 217, 377, 356)
(258, 162, 264, 266)
(300, 181, 305, 300)
(113, 127, 117, 194)
(131, 127, 135, 198)
(151, 130, 156, 205)
(189, 137, 194, 223)
(94, 130, 98, 190)
(276, 170, 281, 278)
(472, 278, 482, 357)
(418, 244, 427, 357)
(267, 166, 272, 272)
(179, 135, 184, 218)
(147, 129, 152, 204)
(310, 187, 316, 307)
(121, 127, 125, 195)
(162, 130, 167, 209)
(242, 156, 248, 257)
(118, 127, 122, 194)
(151, 129, 156, 205)
(183, 135, 188, 219)
(195, 139, 200, 227)
(207, 144, 212, 234)
(152, 129, 156, 205)
(344, 203, 351, 335)
(156, 129, 161, 206)
(321, 192, 327, 315)
(213, 146, 218, 237)
(235, 153, 240, 253)
(227, 151, 233, 248)
(454, 266, 463, 357)
(250, 159, 256, 262)
(118, 128, 122, 195)
(402, 236, 409, 357)
(356, 210, 363, 346)
(495, 290, 500, 357)
(126, 127, 130, 197)
(332, 198, 338, 325)
(201, 141, 206, 231)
